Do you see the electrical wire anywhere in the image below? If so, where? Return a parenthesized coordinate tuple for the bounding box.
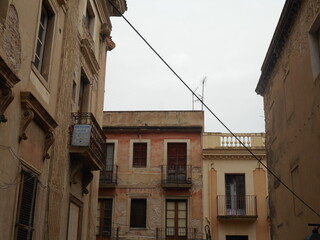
(106, 0, 320, 218)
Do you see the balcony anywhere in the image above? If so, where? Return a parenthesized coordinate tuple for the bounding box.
(161, 165, 192, 189)
(217, 195, 257, 221)
(69, 112, 106, 171)
(99, 165, 118, 188)
(156, 228, 203, 240)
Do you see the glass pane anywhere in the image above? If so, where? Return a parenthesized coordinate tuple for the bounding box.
(178, 219, 186, 227)
(166, 227, 174, 236)
(178, 227, 186, 236)
(167, 210, 174, 218)
(166, 219, 174, 227)
(167, 201, 175, 210)
(178, 201, 186, 210)
(178, 210, 186, 219)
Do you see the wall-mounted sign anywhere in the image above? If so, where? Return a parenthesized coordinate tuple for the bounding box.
(71, 124, 92, 146)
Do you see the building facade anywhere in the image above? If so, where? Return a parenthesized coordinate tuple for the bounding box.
(0, 0, 126, 239)
(98, 111, 204, 240)
(202, 133, 269, 240)
(256, 0, 320, 239)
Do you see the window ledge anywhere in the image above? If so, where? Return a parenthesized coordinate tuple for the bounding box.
(31, 63, 50, 91)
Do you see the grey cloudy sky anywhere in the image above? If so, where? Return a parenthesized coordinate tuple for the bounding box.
(104, 0, 285, 133)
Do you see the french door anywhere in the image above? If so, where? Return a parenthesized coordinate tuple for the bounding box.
(166, 200, 187, 239)
(167, 143, 187, 183)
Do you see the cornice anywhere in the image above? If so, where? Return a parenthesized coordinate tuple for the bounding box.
(0, 56, 20, 88)
(256, 0, 301, 96)
(20, 92, 58, 133)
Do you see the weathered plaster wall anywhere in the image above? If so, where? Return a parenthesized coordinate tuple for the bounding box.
(262, 1, 320, 239)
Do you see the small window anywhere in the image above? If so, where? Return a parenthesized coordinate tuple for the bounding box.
(15, 171, 38, 240)
(33, 1, 55, 80)
(133, 142, 147, 168)
(130, 199, 146, 228)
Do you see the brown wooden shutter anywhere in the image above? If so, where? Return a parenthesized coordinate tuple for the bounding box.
(16, 171, 38, 240)
(133, 143, 147, 167)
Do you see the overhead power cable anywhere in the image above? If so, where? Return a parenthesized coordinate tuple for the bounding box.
(106, 0, 320, 218)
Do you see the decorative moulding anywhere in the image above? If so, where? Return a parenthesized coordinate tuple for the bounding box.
(20, 91, 58, 160)
(80, 38, 100, 75)
(0, 56, 20, 123)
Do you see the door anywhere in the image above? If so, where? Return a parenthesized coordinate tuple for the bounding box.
(225, 174, 245, 215)
(166, 200, 187, 240)
(167, 143, 187, 183)
(96, 199, 113, 240)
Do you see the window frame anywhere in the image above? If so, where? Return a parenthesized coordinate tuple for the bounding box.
(32, 0, 56, 84)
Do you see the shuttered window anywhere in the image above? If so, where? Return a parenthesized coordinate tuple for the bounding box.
(130, 199, 146, 228)
(133, 143, 147, 168)
(16, 171, 38, 240)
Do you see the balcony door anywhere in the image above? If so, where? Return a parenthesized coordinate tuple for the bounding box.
(166, 200, 187, 240)
(104, 143, 115, 182)
(167, 143, 187, 183)
(225, 174, 245, 215)
(96, 199, 113, 240)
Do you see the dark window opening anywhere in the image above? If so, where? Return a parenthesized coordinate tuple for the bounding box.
(130, 199, 146, 228)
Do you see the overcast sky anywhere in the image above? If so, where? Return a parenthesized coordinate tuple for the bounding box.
(104, 0, 285, 133)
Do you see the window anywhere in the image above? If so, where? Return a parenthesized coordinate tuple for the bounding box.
(133, 143, 147, 168)
(226, 236, 248, 240)
(309, 15, 320, 80)
(225, 174, 245, 216)
(78, 70, 90, 113)
(103, 143, 115, 182)
(96, 199, 113, 237)
(15, 171, 38, 240)
(166, 200, 187, 237)
(130, 199, 146, 228)
(167, 143, 187, 183)
(84, 1, 95, 36)
(33, 1, 55, 80)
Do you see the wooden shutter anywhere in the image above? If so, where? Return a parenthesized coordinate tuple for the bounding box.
(133, 143, 147, 167)
(167, 143, 187, 166)
(16, 171, 38, 240)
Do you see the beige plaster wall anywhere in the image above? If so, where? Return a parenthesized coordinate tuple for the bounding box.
(261, 1, 320, 239)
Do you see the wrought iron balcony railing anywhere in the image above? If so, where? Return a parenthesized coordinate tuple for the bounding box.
(217, 195, 257, 220)
(156, 228, 204, 240)
(69, 112, 106, 170)
(100, 165, 118, 187)
(161, 165, 192, 188)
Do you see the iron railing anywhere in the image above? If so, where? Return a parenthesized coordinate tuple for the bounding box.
(156, 228, 205, 240)
(217, 195, 257, 218)
(161, 165, 192, 186)
(69, 112, 106, 169)
(100, 165, 118, 186)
